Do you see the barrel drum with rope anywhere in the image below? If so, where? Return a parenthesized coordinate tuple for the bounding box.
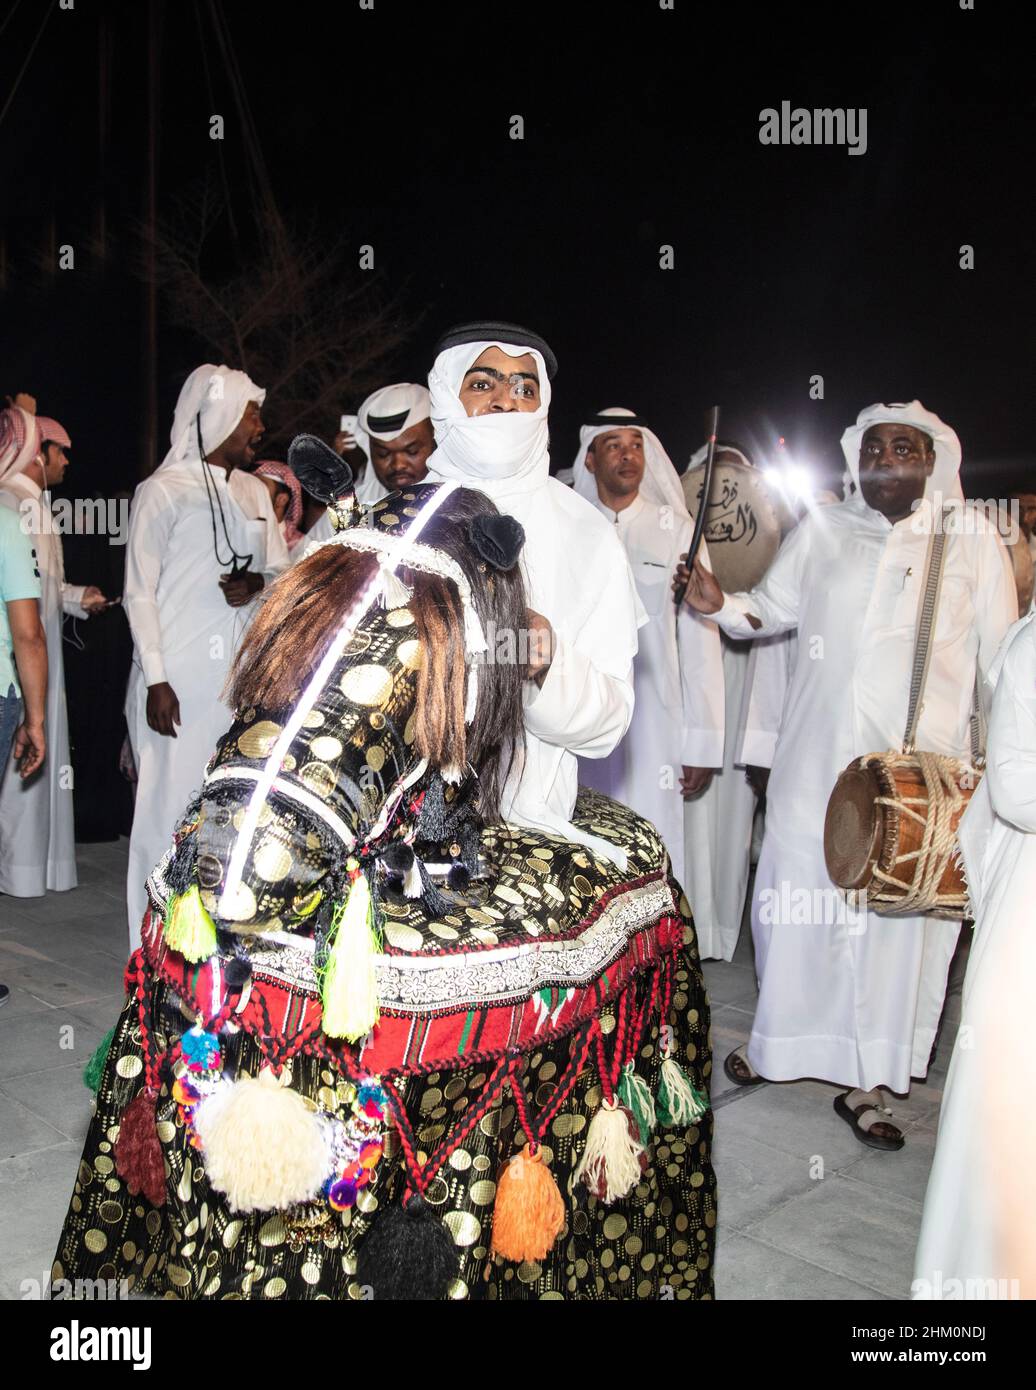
(823, 751, 977, 919)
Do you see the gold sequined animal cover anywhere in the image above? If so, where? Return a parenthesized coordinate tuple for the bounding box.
(53, 465, 717, 1301)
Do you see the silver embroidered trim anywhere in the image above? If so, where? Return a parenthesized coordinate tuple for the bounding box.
(236, 877, 675, 1011)
(145, 855, 676, 1018)
(374, 879, 676, 1012)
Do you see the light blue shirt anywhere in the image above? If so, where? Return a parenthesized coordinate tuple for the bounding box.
(0, 504, 43, 698)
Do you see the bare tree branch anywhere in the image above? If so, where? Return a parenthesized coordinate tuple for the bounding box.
(137, 181, 418, 452)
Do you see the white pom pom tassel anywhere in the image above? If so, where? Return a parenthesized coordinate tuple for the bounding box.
(574, 1097, 645, 1204)
(193, 1069, 329, 1213)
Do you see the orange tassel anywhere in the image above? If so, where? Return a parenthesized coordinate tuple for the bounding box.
(490, 1146, 565, 1261)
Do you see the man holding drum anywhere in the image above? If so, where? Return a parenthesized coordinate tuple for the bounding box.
(676, 402, 1016, 1150)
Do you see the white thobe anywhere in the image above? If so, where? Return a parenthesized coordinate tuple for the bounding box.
(0, 476, 85, 894)
(688, 631, 796, 960)
(124, 463, 288, 943)
(578, 496, 723, 891)
(914, 613, 1036, 1295)
(508, 479, 641, 865)
(714, 496, 1017, 1091)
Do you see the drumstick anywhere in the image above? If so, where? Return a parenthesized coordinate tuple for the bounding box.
(674, 405, 720, 609)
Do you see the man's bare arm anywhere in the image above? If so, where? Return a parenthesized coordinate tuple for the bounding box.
(6, 596, 48, 777)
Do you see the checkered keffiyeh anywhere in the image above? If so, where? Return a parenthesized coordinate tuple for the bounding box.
(36, 415, 71, 449)
(0, 406, 42, 484)
(256, 459, 305, 550)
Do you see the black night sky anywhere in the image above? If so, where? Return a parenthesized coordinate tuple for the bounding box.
(2, 0, 1034, 502)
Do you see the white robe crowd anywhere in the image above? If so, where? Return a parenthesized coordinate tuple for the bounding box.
(8, 331, 1029, 1299)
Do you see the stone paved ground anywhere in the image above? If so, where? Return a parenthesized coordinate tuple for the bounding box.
(0, 838, 963, 1300)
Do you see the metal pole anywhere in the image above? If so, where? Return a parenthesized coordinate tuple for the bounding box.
(674, 405, 720, 608)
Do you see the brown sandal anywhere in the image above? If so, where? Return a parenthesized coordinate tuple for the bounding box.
(833, 1091, 905, 1151)
(723, 1044, 767, 1087)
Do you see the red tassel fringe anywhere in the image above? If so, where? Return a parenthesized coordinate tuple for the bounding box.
(114, 1087, 166, 1208)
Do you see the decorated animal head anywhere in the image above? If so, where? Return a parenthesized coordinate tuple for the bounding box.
(167, 439, 527, 941)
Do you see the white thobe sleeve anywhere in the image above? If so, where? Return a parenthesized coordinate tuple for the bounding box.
(738, 632, 796, 768)
(524, 531, 639, 759)
(124, 478, 175, 688)
(55, 531, 89, 618)
(677, 534, 724, 766)
(985, 621, 1036, 832)
(61, 580, 89, 619)
(712, 516, 811, 640)
(974, 529, 1019, 712)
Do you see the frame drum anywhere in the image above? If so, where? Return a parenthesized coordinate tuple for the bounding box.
(681, 459, 784, 594)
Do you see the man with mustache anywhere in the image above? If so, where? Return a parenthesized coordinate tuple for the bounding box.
(123, 365, 288, 943)
(677, 402, 1016, 1150)
(357, 382, 434, 501)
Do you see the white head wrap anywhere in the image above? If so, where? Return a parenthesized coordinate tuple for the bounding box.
(158, 364, 266, 473)
(840, 401, 963, 506)
(354, 382, 432, 504)
(358, 382, 431, 443)
(572, 407, 688, 518)
(426, 339, 551, 499)
(0, 407, 43, 485)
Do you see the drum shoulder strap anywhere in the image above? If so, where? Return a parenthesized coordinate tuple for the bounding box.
(902, 508, 985, 760)
(903, 512, 949, 753)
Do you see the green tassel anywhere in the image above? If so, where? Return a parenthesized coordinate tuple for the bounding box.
(320, 862, 381, 1042)
(163, 884, 217, 963)
(617, 1062, 656, 1145)
(656, 1055, 709, 1127)
(82, 1024, 117, 1095)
